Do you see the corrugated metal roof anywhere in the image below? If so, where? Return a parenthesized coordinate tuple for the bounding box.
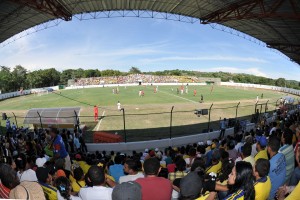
(24, 107, 80, 125)
(0, 0, 299, 64)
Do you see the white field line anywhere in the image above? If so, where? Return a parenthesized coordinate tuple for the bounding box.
(159, 90, 198, 104)
(93, 110, 105, 131)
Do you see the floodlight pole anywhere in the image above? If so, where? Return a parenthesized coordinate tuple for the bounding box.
(235, 102, 240, 121)
(207, 103, 214, 133)
(121, 108, 126, 143)
(74, 110, 79, 131)
(37, 111, 43, 129)
(170, 106, 174, 139)
(12, 112, 18, 128)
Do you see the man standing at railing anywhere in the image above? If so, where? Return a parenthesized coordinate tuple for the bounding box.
(219, 118, 227, 139)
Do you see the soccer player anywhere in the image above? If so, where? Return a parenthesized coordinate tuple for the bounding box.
(193, 89, 197, 96)
(117, 101, 121, 111)
(94, 105, 98, 121)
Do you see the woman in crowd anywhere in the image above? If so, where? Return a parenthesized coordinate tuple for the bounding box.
(224, 161, 255, 200)
(56, 176, 82, 200)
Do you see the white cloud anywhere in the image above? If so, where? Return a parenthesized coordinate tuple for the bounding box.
(200, 66, 268, 78)
(140, 55, 267, 63)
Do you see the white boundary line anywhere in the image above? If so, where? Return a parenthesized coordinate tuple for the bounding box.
(93, 110, 105, 131)
(160, 90, 198, 104)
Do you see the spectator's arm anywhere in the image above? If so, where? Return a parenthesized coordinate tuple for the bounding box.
(215, 183, 229, 192)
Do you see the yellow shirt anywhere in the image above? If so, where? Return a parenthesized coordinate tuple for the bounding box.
(77, 161, 91, 174)
(206, 161, 222, 174)
(286, 181, 300, 200)
(39, 183, 57, 200)
(70, 178, 86, 193)
(195, 192, 209, 200)
(254, 149, 268, 161)
(254, 176, 271, 200)
(243, 156, 255, 167)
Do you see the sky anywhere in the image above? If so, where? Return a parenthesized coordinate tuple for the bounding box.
(0, 15, 299, 81)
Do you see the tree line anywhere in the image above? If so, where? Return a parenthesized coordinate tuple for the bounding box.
(0, 65, 299, 93)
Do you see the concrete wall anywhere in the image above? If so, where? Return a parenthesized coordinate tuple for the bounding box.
(86, 123, 255, 154)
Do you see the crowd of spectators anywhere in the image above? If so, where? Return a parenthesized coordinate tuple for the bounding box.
(0, 104, 300, 200)
(72, 74, 200, 86)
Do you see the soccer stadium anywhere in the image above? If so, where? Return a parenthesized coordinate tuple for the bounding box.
(0, 1, 300, 200)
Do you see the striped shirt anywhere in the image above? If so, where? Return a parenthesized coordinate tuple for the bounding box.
(0, 183, 10, 199)
(279, 144, 295, 184)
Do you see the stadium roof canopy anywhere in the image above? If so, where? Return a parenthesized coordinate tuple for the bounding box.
(0, 0, 300, 65)
(24, 107, 80, 127)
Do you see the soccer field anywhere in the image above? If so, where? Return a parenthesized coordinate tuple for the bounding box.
(0, 85, 290, 142)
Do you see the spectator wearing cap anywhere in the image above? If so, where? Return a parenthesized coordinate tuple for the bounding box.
(0, 163, 19, 199)
(119, 159, 144, 184)
(73, 154, 90, 175)
(112, 181, 142, 200)
(55, 158, 67, 178)
(50, 127, 72, 171)
(206, 149, 222, 174)
(253, 159, 271, 200)
(135, 157, 172, 200)
(241, 143, 255, 167)
(254, 136, 268, 161)
(36, 167, 57, 200)
(279, 128, 295, 184)
(79, 165, 113, 200)
(268, 136, 286, 199)
(109, 155, 125, 183)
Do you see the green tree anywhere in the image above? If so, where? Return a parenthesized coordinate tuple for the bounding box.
(129, 67, 142, 74)
(12, 65, 27, 90)
(275, 78, 286, 87)
(0, 66, 13, 92)
(60, 69, 76, 85)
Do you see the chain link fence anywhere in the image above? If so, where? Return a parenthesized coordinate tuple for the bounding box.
(1, 100, 296, 142)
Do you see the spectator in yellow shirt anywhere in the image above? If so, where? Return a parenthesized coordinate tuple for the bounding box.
(253, 158, 271, 200)
(254, 136, 269, 161)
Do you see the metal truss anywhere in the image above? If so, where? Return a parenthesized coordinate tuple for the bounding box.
(1, 10, 199, 47)
(9, 0, 72, 21)
(1, 19, 62, 47)
(267, 43, 300, 54)
(200, 0, 300, 24)
(74, 10, 198, 24)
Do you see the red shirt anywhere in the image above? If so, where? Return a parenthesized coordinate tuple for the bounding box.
(135, 176, 172, 200)
(94, 107, 98, 114)
(0, 183, 10, 199)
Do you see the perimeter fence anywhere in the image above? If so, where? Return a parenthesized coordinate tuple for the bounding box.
(1, 100, 298, 142)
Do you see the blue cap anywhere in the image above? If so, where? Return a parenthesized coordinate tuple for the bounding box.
(256, 136, 267, 147)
